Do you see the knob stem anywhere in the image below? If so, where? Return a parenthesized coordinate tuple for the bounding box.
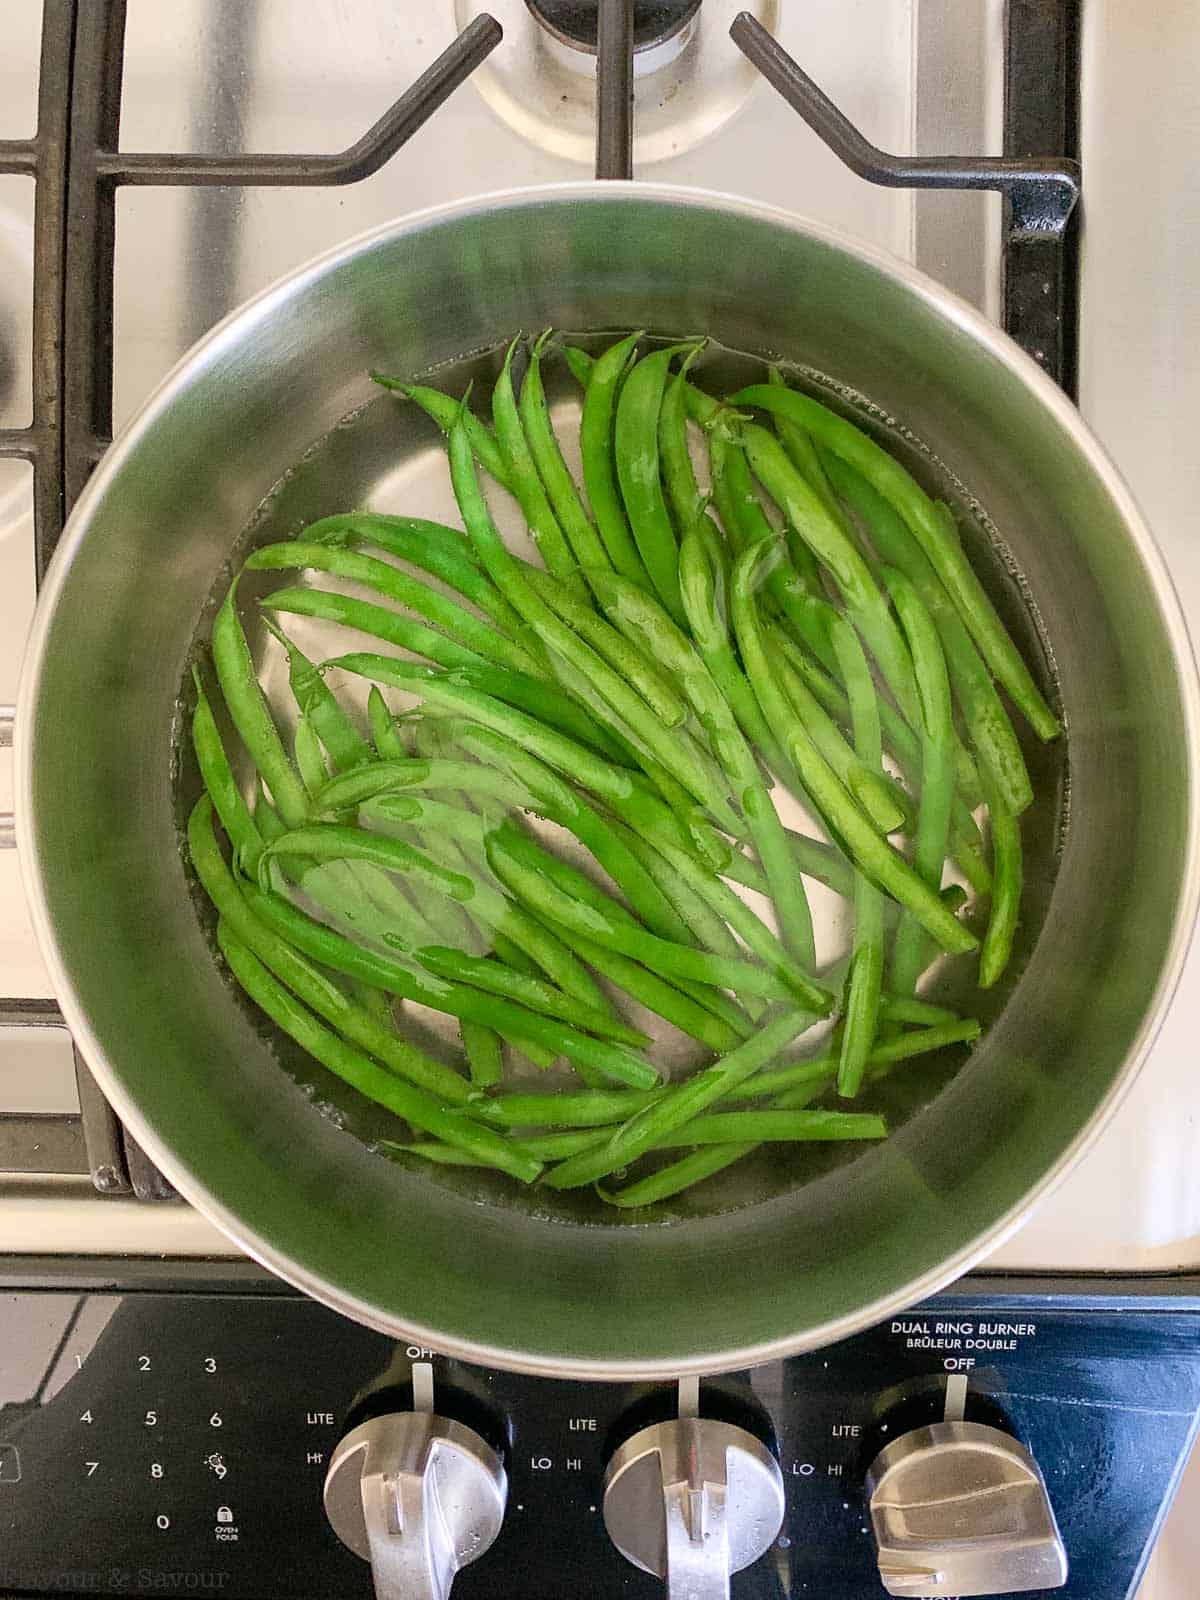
(662, 1466, 732, 1600)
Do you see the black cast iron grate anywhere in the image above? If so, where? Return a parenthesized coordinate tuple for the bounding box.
(0, 0, 1080, 1199)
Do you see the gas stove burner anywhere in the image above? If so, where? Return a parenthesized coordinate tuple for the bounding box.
(457, 0, 777, 165)
(525, 1, 703, 55)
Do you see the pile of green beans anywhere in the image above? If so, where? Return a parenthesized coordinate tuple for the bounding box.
(184, 332, 1060, 1207)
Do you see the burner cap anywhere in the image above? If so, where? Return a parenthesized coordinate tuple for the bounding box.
(525, 1, 703, 54)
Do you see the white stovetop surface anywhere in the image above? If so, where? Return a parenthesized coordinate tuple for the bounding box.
(0, 0, 1197, 1277)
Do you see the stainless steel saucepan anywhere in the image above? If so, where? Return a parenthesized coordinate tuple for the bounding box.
(16, 185, 1200, 1379)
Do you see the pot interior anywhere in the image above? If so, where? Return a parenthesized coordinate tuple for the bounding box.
(22, 189, 1196, 1376)
(197, 333, 1068, 1222)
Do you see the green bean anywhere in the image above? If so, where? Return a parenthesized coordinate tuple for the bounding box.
(296, 511, 524, 635)
(457, 1021, 501, 1088)
(191, 667, 264, 872)
(244, 882, 659, 1089)
(706, 426, 749, 556)
(770, 627, 990, 894)
(248, 542, 541, 678)
(886, 570, 957, 998)
(448, 412, 743, 833)
(542, 1008, 816, 1189)
(478, 1089, 664, 1129)
(548, 674, 735, 865)
(708, 434, 979, 850)
(261, 585, 487, 672)
(386, 816, 614, 1016)
(732, 544, 977, 956)
(351, 977, 395, 1028)
(328, 652, 628, 764)
(212, 577, 309, 828)
(979, 770, 1023, 989)
(586, 565, 816, 965)
(522, 563, 688, 727)
(415, 946, 647, 1045)
(561, 344, 597, 393)
(512, 1040, 560, 1071)
(565, 931, 744, 1052)
(305, 511, 476, 568)
(510, 1129, 614, 1159)
(739, 1017, 981, 1100)
(487, 833, 823, 1007)
(440, 722, 691, 943)
(252, 786, 292, 893)
(367, 686, 406, 760)
(878, 996, 961, 1026)
(386, 1141, 491, 1169)
(490, 904, 613, 1016)
(595, 1077, 835, 1207)
(769, 566, 983, 817)
(741, 423, 922, 727)
(659, 353, 706, 531)
(294, 713, 329, 798)
(496, 1101, 889, 1160)
(373, 803, 500, 955)
(597, 1143, 757, 1207)
(828, 615, 887, 1098)
(260, 821, 474, 902)
(284, 857, 400, 963)
(731, 384, 1061, 741)
(187, 796, 478, 1106)
(489, 822, 745, 1049)
(492, 929, 538, 976)
(650, 830, 810, 985)
(721, 833, 855, 902)
(371, 373, 514, 493)
(575, 332, 652, 587)
(712, 418, 826, 594)
(767, 367, 848, 526)
(648, 1108, 887, 1146)
(615, 343, 700, 624)
(313, 758, 520, 815)
(519, 330, 613, 584)
(771, 628, 908, 834)
(382, 844, 481, 952)
(677, 523, 791, 772)
(280, 806, 476, 896)
(253, 783, 285, 839)
(606, 817, 738, 955)
(492, 338, 581, 586)
(820, 451, 1034, 816)
(597, 822, 762, 1037)
(539, 626, 743, 842)
(216, 922, 542, 1181)
(259, 616, 374, 773)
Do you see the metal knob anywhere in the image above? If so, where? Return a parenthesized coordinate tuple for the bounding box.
(324, 1411, 506, 1600)
(603, 1417, 785, 1600)
(866, 1420, 1068, 1597)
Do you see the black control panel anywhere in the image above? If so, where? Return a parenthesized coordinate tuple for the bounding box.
(2, 1261, 1199, 1599)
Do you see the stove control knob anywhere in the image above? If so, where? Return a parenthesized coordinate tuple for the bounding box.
(324, 1412, 506, 1600)
(603, 1417, 785, 1600)
(866, 1421, 1068, 1597)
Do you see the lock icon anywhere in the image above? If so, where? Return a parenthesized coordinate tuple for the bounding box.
(216, 1506, 233, 1525)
